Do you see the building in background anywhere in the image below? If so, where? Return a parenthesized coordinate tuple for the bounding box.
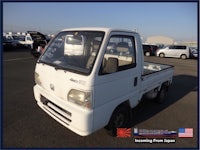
(177, 41, 197, 48)
(145, 36, 175, 45)
(145, 35, 198, 48)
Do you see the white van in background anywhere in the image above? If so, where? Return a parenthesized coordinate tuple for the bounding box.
(64, 35, 85, 56)
(156, 45, 190, 59)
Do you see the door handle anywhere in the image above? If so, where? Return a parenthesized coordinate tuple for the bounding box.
(134, 77, 138, 86)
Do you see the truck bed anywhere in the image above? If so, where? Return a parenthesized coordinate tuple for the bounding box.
(141, 61, 174, 95)
(143, 61, 174, 76)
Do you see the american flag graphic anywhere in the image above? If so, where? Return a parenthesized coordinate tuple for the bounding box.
(117, 128, 131, 138)
(178, 128, 193, 138)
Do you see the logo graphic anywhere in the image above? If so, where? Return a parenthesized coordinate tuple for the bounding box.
(178, 128, 193, 138)
(133, 128, 177, 138)
(117, 128, 131, 138)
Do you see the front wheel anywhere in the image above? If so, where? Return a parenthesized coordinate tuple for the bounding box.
(159, 53, 165, 58)
(106, 105, 132, 136)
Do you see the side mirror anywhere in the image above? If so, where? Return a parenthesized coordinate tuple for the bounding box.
(103, 57, 118, 74)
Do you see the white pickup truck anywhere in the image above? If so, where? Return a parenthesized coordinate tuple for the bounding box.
(33, 28, 174, 136)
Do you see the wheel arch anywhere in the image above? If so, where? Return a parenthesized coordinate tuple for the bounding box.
(180, 54, 187, 59)
(161, 80, 171, 91)
(159, 52, 165, 57)
(105, 100, 131, 128)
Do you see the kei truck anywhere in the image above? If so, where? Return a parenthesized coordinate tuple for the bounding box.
(33, 28, 174, 136)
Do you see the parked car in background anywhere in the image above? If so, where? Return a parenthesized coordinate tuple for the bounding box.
(156, 45, 190, 59)
(3, 36, 24, 50)
(142, 44, 158, 56)
(106, 42, 117, 53)
(27, 31, 48, 57)
(189, 47, 198, 59)
(3, 36, 13, 50)
(45, 35, 53, 43)
(17, 35, 34, 49)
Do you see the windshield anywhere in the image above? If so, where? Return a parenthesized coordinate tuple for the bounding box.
(39, 31, 105, 75)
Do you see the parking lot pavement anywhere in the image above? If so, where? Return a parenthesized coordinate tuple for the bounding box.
(2, 50, 198, 148)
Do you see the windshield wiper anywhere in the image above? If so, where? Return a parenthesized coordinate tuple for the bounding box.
(38, 59, 66, 71)
(38, 60, 89, 75)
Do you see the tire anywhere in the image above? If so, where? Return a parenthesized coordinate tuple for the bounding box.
(145, 52, 150, 56)
(180, 54, 187, 59)
(155, 85, 168, 104)
(106, 105, 132, 136)
(159, 53, 165, 58)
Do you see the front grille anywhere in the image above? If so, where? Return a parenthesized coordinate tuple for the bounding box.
(40, 95, 72, 125)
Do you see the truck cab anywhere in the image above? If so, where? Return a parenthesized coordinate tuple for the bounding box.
(33, 28, 174, 136)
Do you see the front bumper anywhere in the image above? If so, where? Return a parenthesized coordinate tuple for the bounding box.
(33, 84, 93, 136)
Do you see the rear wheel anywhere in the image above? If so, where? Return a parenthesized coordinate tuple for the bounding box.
(155, 85, 168, 104)
(180, 54, 187, 59)
(106, 105, 131, 136)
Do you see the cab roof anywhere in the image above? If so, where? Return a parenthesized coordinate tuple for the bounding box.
(61, 27, 136, 34)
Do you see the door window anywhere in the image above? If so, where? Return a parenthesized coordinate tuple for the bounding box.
(99, 35, 136, 75)
(169, 45, 175, 49)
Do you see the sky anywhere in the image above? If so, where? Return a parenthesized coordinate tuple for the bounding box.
(3, 2, 198, 42)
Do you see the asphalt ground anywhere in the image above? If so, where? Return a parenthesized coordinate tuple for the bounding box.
(2, 49, 199, 148)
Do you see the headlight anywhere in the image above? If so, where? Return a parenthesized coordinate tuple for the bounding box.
(34, 72, 41, 85)
(68, 89, 92, 109)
